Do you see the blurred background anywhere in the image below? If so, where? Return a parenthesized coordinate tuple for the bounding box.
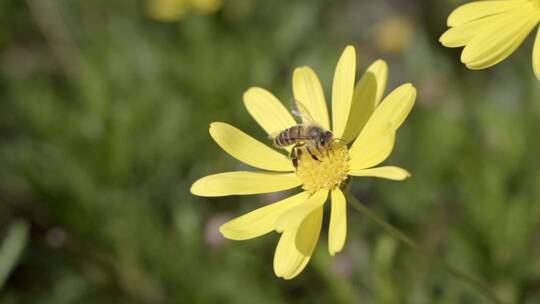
(1, 0, 540, 303)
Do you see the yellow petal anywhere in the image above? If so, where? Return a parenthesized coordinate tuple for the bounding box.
(341, 60, 388, 143)
(191, 171, 301, 197)
(446, 0, 525, 27)
(349, 84, 416, 166)
(274, 205, 323, 279)
(209, 122, 294, 172)
(348, 166, 411, 181)
(332, 45, 356, 138)
(146, 0, 187, 21)
(533, 26, 540, 80)
(190, 0, 222, 13)
(243, 87, 297, 136)
(273, 230, 308, 279)
(349, 132, 395, 170)
(461, 8, 540, 69)
(293, 67, 330, 129)
(275, 190, 328, 232)
(440, 17, 495, 48)
(370, 61, 388, 106)
(219, 192, 309, 240)
(329, 189, 347, 256)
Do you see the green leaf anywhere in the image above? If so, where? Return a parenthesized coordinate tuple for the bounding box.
(0, 219, 29, 290)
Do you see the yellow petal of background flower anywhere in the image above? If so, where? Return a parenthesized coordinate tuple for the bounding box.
(275, 190, 328, 232)
(209, 122, 294, 172)
(533, 26, 540, 80)
(219, 192, 309, 240)
(293, 67, 330, 129)
(440, 17, 496, 48)
(191, 171, 301, 197)
(243, 87, 297, 136)
(349, 166, 411, 180)
(349, 84, 416, 168)
(329, 189, 347, 256)
(274, 205, 323, 279)
(461, 8, 540, 69)
(146, 0, 187, 21)
(349, 132, 395, 170)
(190, 0, 222, 13)
(332, 45, 356, 138)
(341, 60, 388, 143)
(446, 0, 525, 27)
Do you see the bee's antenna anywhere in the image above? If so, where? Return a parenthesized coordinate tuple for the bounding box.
(330, 138, 347, 151)
(332, 138, 347, 145)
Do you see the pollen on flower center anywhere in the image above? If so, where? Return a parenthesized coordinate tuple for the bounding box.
(295, 144, 350, 193)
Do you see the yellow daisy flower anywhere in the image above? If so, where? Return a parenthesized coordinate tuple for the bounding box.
(439, 0, 540, 79)
(146, 0, 222, 21)
(191, 45, 416, 279)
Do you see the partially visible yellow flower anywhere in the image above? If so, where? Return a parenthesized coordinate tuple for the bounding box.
(439, 0, 540, 79)
(147, 0, 222, 21)
(373, 16, 415, 54)
(191, 45, 416, 279)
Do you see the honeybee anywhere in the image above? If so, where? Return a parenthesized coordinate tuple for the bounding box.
(271, 100, 335, 168)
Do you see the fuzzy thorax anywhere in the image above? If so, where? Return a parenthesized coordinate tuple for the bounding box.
(295, 144, 350, 193)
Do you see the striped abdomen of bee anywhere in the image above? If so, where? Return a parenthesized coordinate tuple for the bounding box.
(273, 125, 305, 147)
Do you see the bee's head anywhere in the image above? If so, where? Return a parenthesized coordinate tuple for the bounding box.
(319, 131, 333, 147)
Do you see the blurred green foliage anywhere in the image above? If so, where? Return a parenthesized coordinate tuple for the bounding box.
(1, 0, 540, 303)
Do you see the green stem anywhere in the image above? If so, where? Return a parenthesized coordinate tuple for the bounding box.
(346, 193, 504, 304)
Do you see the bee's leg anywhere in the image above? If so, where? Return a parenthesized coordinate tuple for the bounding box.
(316, 141, 329, 157)
(306, 146, 319, 161)
(315, 141, 322, 154)
(318, 141, 331, 156)
(290, 145, 298, 168)
(290, 144, 304, 168)
(295, 148, 303, 167)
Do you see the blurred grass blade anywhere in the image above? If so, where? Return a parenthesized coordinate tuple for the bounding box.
(0, 219, 29, 290)
(345, 193, 504, 304)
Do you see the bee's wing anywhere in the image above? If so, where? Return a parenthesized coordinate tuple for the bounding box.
(291, 99, 317, 125)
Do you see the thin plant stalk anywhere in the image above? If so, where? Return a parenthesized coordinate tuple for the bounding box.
(346, 193, 504, 304)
